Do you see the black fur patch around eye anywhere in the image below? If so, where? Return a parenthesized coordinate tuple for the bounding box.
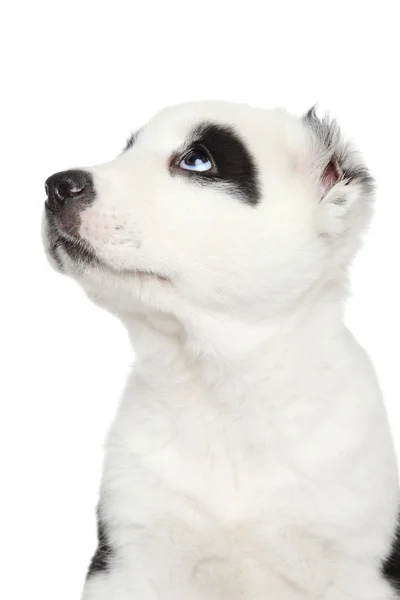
(180, 122, 261, 205)
(86, 512, 114, 578)
(382, 516, 400, 592)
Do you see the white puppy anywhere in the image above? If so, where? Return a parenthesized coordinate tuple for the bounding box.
(43, 101, 400, 600)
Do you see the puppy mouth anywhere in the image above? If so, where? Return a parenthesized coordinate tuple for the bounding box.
(57, 234, 100, 266)
(46, 212, 170, 281)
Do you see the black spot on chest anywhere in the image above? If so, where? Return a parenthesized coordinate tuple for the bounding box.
(382, 516, 400, 592)
(86, 512, 114, 578)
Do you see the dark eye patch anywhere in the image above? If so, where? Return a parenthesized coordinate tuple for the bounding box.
(176, 122, 260, 205)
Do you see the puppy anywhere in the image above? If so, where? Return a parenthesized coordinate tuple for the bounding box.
(43, 101, 400, 600)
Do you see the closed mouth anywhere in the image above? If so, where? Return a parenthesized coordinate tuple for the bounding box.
(47, 213, 170, 282)
(58, 234, 100, 265)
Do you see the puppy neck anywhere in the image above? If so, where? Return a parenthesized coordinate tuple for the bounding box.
(120, 280, 345, 389)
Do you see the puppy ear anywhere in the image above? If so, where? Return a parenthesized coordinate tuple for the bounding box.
(303, 107, 375, 235)
(320, 156, 343, 200)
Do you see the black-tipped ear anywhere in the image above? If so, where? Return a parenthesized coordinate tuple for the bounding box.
(303, 106, 374, 204)
(302, 107, 375, 239)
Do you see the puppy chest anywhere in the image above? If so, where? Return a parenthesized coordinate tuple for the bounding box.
(134, 426, 296, 520)
(107, 390, 311, 521)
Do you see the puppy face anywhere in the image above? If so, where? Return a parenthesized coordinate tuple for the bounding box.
(43, 101, 374, 320)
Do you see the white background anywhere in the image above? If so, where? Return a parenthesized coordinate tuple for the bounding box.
(1, 1, 399, 598)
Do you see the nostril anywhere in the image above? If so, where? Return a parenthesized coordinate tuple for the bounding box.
(55, 181, 68, 201)
(69, 185, 84, 195)
(55, 180, 85, 201)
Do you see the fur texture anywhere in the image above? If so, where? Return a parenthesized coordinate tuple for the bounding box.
(43, 100, 399, 600)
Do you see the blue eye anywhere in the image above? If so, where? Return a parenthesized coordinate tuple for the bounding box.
(180, 149, 212, 172)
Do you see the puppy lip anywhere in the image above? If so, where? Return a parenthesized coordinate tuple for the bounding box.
(47, 218, 171, 282)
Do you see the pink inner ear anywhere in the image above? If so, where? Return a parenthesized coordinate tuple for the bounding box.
(321, 158, 342, 199)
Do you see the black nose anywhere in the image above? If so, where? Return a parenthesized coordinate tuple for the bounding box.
(45, 170, 92, 214)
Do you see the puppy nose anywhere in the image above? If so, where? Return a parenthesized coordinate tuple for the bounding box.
(45, 170, 91, 214)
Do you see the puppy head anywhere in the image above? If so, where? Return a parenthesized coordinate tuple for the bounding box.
(43, 101, 374, 322)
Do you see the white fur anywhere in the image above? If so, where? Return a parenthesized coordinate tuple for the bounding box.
(44, 101, 399, 599)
